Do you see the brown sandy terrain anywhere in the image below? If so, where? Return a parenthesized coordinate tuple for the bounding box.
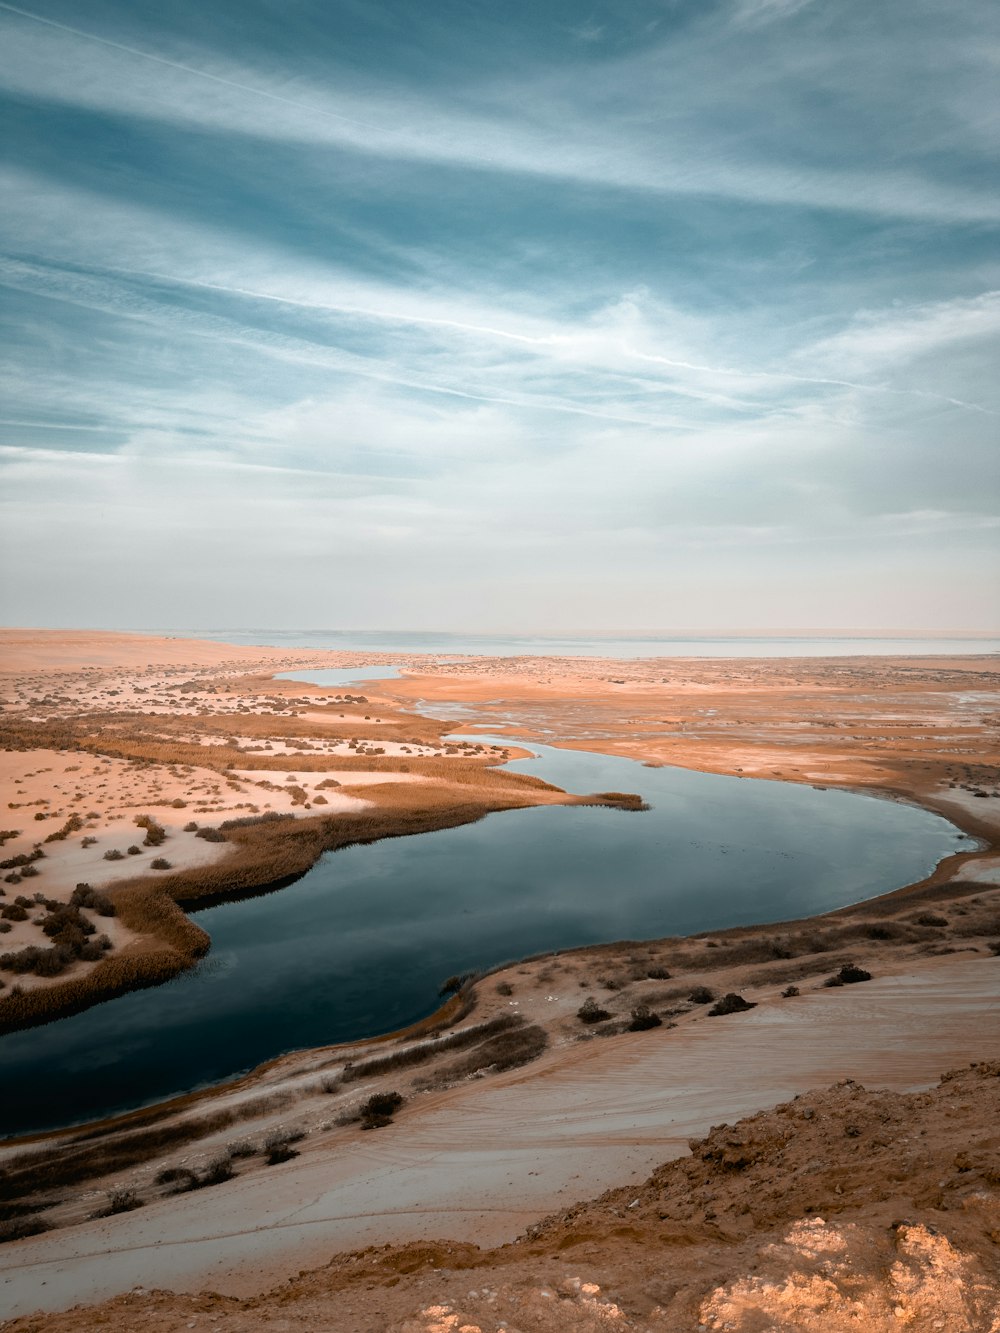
(389, 651, 1000, 817)
(1, 878, 997, 1321)
(1, 631, 999, 1329)
(5, 1060, 998, 1331)
(0, 631, 601, 1031)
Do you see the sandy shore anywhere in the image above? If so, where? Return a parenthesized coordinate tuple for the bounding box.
(0, 631, 582, 1030)
(1, 630, 998, 1328)
(1, 949, 996, 1318)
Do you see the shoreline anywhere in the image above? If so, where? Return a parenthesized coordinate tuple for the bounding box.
(1, 630, 997, 1139)
(0, 631, 998, 1321)
(0, 795, 987, 1150)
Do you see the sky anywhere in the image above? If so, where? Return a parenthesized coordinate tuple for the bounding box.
(0, 0, 997, 634)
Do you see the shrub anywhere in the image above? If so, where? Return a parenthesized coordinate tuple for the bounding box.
(646, 966, 671, 980)
(265, 1142, 300, 1165)
(707, 993, 757, 1017)
(127, 846, 141, 856)
(150, 859, 172, 870)
(43, 814, 84, 844)
(183, 822, 199, 832)
(70, 884, 115, 916)
(360, 1091, 404, 1129)
(226, 1139, 258, 1159)
(91, 1188, 143, 1218)
(577, 997, 612, 1024)
(915, 913, 948, 927)
(823, 965, 872, 988)
(628, 1004, 662, 1031)
(134, 815, 166, 847)
(194, 827, 227, 843)
(154, 1166, 195, 1188)
(495, 981, 513, 996)
(781, 985, 800, 998)
(0, 1215, 52, 1244)
(103, 849, 125, 862)
(263, 1129, 304, 1162)
(688, 986, 714, 1005)
(196, 1156, 234, 1188)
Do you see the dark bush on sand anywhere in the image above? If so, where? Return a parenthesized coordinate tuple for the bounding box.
(628, 1003, 662, 1031)
(577, 996, 612, 1024)
(823, 964, 872, 988)
(707, 992, 757, 1017)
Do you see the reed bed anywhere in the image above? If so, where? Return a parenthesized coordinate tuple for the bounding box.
(0, 1091, 295, 1205)
(0, 783, 557, 1033)
(327, 1013, 525, 1090)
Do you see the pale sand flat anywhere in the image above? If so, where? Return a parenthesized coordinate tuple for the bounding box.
(2, 952, 997, 1318)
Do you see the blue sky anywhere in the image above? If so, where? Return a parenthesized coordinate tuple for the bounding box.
(0, 0, 997, 631)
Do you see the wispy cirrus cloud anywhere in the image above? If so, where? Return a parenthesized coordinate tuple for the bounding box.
(0, 0, 997, 630)
(0, 1, 997, 224)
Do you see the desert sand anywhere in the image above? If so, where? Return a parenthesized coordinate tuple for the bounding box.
(1, 630, 998, 1329)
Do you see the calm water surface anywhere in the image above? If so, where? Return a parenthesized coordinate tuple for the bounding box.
(0, 740, 966, 1136)
(152, 628, 1000, 658)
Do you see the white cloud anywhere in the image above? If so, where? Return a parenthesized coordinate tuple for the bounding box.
(0, 3, 997, 223)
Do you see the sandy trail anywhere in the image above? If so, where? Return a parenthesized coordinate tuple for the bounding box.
(3, 952, 996, 1319)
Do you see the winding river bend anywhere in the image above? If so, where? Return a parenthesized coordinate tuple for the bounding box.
(0, 676, 968, 1136)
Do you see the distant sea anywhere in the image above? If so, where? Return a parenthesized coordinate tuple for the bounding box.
(146, 630, 1000, 659)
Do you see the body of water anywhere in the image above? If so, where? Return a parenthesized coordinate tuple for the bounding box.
(277, 665, 407, 686)
(151, 628, 1000, 658)
(0, 740, 966, 1136)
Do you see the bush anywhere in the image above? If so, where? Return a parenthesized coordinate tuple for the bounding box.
(103, 849, 125, 862)
(134, 815, 166, 847)
(265, 1142, 300, 1165)
(226, 1139, 258, 1159)
(628, 1004, 662, 1031)
(688, 986, 714, 1005)
(197, 1156, 234, 1188)
(707, 993, 757, 1017)
(0, 1215, 52, 1244)
(360, 1091, 404, 1129)
(263, 1129, 304, 1162)
(823, 965, 872, 988)
(577, 997, 612, 1024)
(92, 1188, 143, 1218)
(646, 966, 671, 980)
(154, 1166, 195, 1188)
(127, 846, 141, 856)
(194, 827, 227, 843)
(70, 884, 115, 916)
(781, 985, 800, 998)
(150, 859, 172, 870)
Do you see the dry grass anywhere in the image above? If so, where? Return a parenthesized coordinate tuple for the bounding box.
(0, 1091, 296, 1206)
(0, 786, 552, 1033)
(326, 1014, 526, 1090)
(413, 1023, 548, 1090)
